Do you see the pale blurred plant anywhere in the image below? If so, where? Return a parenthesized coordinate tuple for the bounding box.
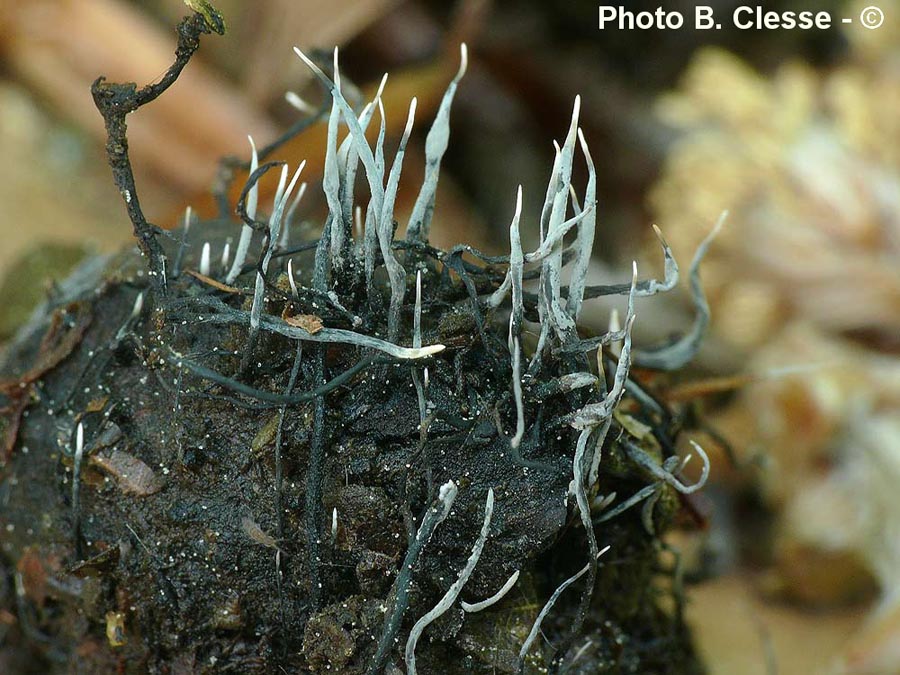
(651, 48, 900, 350)
(649, 17, 900, 672)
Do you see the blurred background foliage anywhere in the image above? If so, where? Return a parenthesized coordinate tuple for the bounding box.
(1, 0, 899, 672)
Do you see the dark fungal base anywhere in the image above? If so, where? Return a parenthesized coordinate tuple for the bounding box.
(1, 8, 710, 674)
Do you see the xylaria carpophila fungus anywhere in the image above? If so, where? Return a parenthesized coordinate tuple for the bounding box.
(0, 5, 722, 674)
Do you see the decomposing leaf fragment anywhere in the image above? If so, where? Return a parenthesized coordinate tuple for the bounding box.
(183, 0, 226, 34)
(184, 269, 241, 294)
(0, 302, 92, 394)
(613, 410, 654, 441)
(106, 611, 127, 647)
(241, 517, 278, 549)
(90, 450, 162, 496)
(251, 414, 280, 454)
(84, 396, 110, 414)
(68, 545, 121, 578)
(282, 309, 324, 334)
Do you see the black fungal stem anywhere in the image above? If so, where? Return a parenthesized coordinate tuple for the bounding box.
(276, 344, 303, 538)
(91, 11, 222, 297)
(305, 348, 327, 608)
(368, 482, 457, 675)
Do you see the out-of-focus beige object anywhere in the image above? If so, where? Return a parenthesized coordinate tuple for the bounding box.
(834, 600, 900, 674)
(239, 0, 401, 105)
(651, 15, 900, 671)
(0, 0, 277, 220)
(651, 48, 900, 348)
(844, 0, 900, 66)
(0, 82, 130, 275)
(153, 0, 403, 105)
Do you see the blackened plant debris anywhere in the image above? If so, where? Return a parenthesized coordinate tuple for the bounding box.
(91, 9, 225, 297)
(0, 7, 721, 675)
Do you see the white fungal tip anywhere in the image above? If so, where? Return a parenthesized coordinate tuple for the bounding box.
(75, 422, 84, 458)
(402, 98, 417, 144)
(199, 242, 211, 276)
(375, 73, 389, 101)
(287, 259, 299, 300)
(712, 210, 729, 237)
(461, 568, 519, 613)
(285, 91, 316, 114)
(651, 223, 668, 245)
(438, 480, 457, 504)
(332, 47, 341, 90)
(131, 292, 144, 319)
(247, 136, 259, 170)
(293, 47, 321, 76)
(280, 161, 305, 211)
(273, 164, 289, 211)
(247, 135, 259, 219)
(183, 205, 193, 231)
(689, 440, 711, 468)
(220, 242, 230, 270)
(415, 344, 446, 358)
(457, 43, 469, 81)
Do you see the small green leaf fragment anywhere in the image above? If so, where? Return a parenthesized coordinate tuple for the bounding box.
(183, 0, 227, 34)
(251, 415, 280, 454)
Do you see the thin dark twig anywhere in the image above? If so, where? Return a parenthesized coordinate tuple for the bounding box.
(306, 348, 327, 608)
(169, 348, 381, 404)
(235, 161, 286, 232)
(275, 345, 303, 538)
(91, 12, 222, 296)
(210, 58, 333, 216)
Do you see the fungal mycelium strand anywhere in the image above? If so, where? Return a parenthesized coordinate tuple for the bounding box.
(460, 569, 521, 613)
(0, 7, 722, 673)
(405, 488, 494, 675)
(225, 135, 259, 284)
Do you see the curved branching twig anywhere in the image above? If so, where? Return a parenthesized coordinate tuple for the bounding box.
(91, 10, 224, 296)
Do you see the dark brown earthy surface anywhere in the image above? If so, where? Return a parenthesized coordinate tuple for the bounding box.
(0, 223, 702, 673)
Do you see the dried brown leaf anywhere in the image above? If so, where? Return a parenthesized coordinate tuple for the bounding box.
(90, 450, 162, 496)
(241, 517, 278, 549)
(282, 311, 323, 334)
(185, 269, 241, 294)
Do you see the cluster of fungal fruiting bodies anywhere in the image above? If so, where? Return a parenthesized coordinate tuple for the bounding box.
(1, 9, 720, 673)
(167, 42, 720, 673)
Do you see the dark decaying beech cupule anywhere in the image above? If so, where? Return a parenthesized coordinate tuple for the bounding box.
(0, 6, 721, 674)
